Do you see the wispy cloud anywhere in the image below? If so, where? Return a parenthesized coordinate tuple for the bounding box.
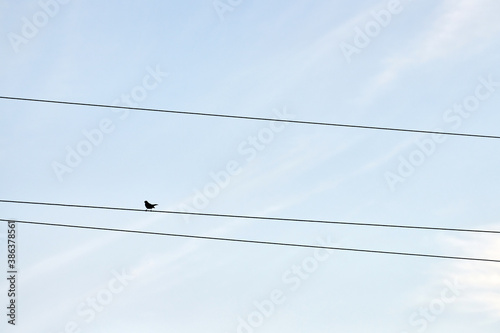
(366, 0, 500, 94)
(416, 0, 500, 61)
(437, 230, 500, 321)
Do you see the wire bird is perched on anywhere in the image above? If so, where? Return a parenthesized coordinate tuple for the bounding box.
(144, 200, 157, 211)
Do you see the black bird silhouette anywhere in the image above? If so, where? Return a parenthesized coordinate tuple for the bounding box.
(144, 200, 157, 211)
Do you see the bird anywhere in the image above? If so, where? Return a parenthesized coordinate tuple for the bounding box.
(144, 200, 157, 211)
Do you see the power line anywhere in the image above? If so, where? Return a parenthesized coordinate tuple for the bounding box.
(1, 95, 500, 140)
(0, 218, 497, 263)
(1, 199, 499, 235)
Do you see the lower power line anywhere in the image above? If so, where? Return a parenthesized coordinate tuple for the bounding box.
(1, 218, 498, 263)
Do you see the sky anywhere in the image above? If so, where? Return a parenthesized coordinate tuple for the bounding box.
(1, 0, 500, 332)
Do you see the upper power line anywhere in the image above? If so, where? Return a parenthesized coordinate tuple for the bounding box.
(1, 95, 500, 140)
(0, 218, 498, 264)
(1, 199, 499, 235)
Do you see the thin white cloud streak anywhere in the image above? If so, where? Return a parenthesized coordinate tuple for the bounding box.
(417, 0, 500, 62)
(18, 208, 194, 283)
(351, 134, 418, 176)
(435, 230, 500, 321)
(366, 0, 500, 95)
(228, 130, 414, 217)
(230, 132, 357, 198)
(194, 2, 388, 118)
(6, 212, 213, 332)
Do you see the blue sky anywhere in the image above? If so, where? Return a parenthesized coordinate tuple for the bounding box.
(1, 0, 500, 332)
